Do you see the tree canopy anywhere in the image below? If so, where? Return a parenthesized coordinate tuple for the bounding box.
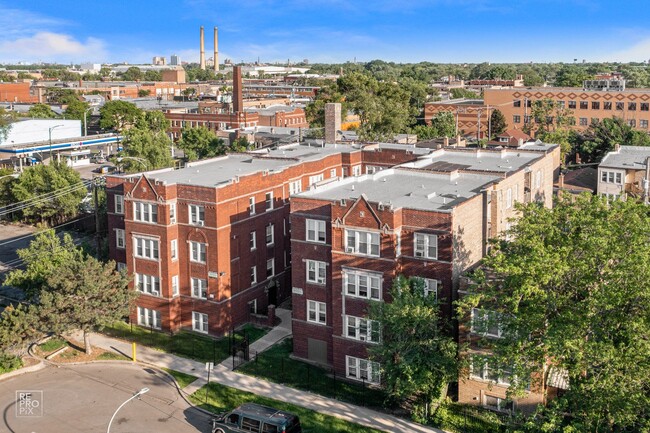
(572, 116, 650, 163)
(99, 100, 144, 132)
(119, 127, 174, 171)
(458, 194, 650, 433)
(177, 126, 226, 161)
(411, 112, 456, 140)
(27, 103, 58, 119)
(489, 109, 507, 138)
(369, 276, 458, 409)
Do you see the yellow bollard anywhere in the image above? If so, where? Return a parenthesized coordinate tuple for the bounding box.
(132, 342, 137, 362)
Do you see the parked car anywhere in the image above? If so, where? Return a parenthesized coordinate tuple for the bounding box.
(211, 403, 302, 433)
(91, 155, 106, 164)
(93, 165, 116, 174)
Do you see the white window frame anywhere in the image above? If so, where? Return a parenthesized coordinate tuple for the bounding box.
(137, 307, 161, 329)
(308, 174, 324, 186)
(249, 196, 256, 215)
(189, 204, 205, 225)
(506, 188, 512, 209)
(484, 395, 515, 412)
(189, 241, 207, 263)
(250, 231, 257, 251)
(191, 277, 208, 299)
(171, 275, 179, 296)
(192, 311, 208, 333)
(306, 219, 326, 243)
(471, 308, 504, 338)
(169, 202, 176, 224)
(307, 300, 326, 325)
(133, 201, 158, 223)
(114, 194, 124, 214)
(344, 270, 382, 300)
(250, 266, 257, 285)
(346, 356, 380, 384)
(345, 230, 380, 257)
(289, 180, 302, 195)
(423, 278, 439, 300)
(135, 273, 160, 296)
(306, 260, 326, 284)
(470, 356, 512, 386)
(352, 165, 362, 176)
(170, 239, 178, 260)
(600, 170, 623, 184)
(115, 229, 125, 249)
(266, 223, 274, 246)
(414, 233, 438, 259)
(330, 168, 337, 178)
(117, 262, 127, 272)
(535, 170, 541, 188)
(265, 192, 273, 211)
(134, 237, 160, 260)
(346, 315, 380, 343)
(266, 258, 275, 278)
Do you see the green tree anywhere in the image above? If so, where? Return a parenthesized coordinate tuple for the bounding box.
(458, 194, 650, 433)
(4, 230, 83, 299)
(450, 88, 480, 99)
(41, 255, 134, 354)
(554, 65, 593, 87)
(99, 100, 143, 132)
(63, 98, 90, 123)
(412, 111, 456, 140)
(536, 128, 577, 166)
(26, 103, 58, 119)
(46, 88, 78, 104)
(120, 127, 174, 171)
(177, 126, 226, 161)
(526, 98, 575, 137)
(489, 109, 507, 138)
(10, 163, 87, 225)
(369, 276, 458, 410)
(230, 137, 251, 153)
(0, 107, 15, 140)
(574, 116, 650, 163)
(143, 70, 161, 81)
(121, 66, 143, 81)
(0, 303, 43, 355)
(136, 110, 171, 133)
(138, 89, 151, 97)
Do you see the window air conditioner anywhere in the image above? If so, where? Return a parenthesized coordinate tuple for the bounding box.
(415, 251, 424, 257)
(317, 278, 325, 284)
(197, 220, 204, 226)
(151, 291, 159, 296)
(346, 247, 354, 253)
(359, 335, 366, 341)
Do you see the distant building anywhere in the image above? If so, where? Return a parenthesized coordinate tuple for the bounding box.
(170, 54, 181, 66)
(161, 69, 186, 84)
(80, 63, 102, 72)
(487, 129, 533, 147)
(424, 99, 487, 138)
(152, 56, 166, 66)
(597, 144, 650, 201)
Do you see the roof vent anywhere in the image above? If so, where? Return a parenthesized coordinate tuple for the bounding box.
(351, 185, 355, 191)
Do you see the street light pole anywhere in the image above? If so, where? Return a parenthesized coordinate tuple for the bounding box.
(48, 124, 64, 163)
(107, 387, 149, 433)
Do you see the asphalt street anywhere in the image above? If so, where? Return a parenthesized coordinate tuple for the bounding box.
(0, 363, 212, 433)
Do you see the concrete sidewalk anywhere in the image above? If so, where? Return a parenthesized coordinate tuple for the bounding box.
(85, 316, 443, 433)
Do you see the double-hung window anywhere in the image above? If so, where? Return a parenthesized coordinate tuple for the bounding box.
(189, 204, 205, 225)
(169, 203, 176, 223)
(308, 174, 324, 186)
(506, 188, 512, 209)
(471, 308, 504, 338)
(306, 219, 326, 243)
(134, 237, 159, 260)
(249, 197, 256, 215)
(306, 260, 326, 284)
(135, 273, 160, 296)
(600, 170, 622, 184)
(192, 312, 208, 333)
(265, 192, 273, 211)
(170, 239, 178, 260)
(115, 229, 125, 249)
(191, 277, 208, 299)
(133, 201, 158, 223)
(189, 241, 206, 263)
(266, 223, 274, 246)
(346, 316, 380, 343)
(344, 270, 382, 300)
(414, 233, 437, 259)
(345, 230, 380, 256)
(423, 278, 439, 299)
(250, 231, 257, 250)
(470, 355, 513, 386)
(137, 307, 161, 329)
(346, 356, 380, 384)
(114, 195, 124, 214)
(250, 266, 257, 285)
(266, 258, 275, 277)
(289, 180, 302, 195)
(307, 300, 326, 324)
(171, 275, 179, 296)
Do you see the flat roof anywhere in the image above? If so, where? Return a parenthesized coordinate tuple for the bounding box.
(141, 143, 358, 188)
(402, 147, 546, 174)
(600, 145, 650, 170)
(298, 168, 500, 212)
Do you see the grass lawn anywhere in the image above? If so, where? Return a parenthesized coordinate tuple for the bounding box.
(163, 368, 198, 389)
(38, 338, 68, 354)
(239, 338, 389, 410)
(190, 382, 386, 433)
(96, 352, 130, 361)
(102, 322, 268, 364)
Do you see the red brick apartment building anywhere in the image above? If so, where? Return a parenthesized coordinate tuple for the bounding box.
(289, 143, 559, 407)
(105, 142, 427, 336)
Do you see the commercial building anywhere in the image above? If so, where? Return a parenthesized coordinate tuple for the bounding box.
(105, 142, 429, 336)
(289, 144, 560, 391)
(424, 99, 489, 139)
(483, 85, 650, 133)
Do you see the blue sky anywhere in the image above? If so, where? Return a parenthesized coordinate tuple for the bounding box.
(0, 0, 649, 65)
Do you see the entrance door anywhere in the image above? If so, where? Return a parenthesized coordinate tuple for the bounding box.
(267, 282, 278, 307)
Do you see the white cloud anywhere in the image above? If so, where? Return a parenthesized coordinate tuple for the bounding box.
(604, 38, 650, 62)
(0, 32, 107, 63)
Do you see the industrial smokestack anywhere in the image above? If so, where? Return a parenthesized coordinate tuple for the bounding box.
(200, 26, 206, 70)
(233, 66, 243, 113)
(214, 27, 219, 72)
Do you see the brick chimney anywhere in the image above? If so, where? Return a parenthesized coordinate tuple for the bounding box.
(324, 103, 341, 143)
(233, 66, 243, 113)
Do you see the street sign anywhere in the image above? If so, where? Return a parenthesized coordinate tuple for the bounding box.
(205, 362, 214, 371)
